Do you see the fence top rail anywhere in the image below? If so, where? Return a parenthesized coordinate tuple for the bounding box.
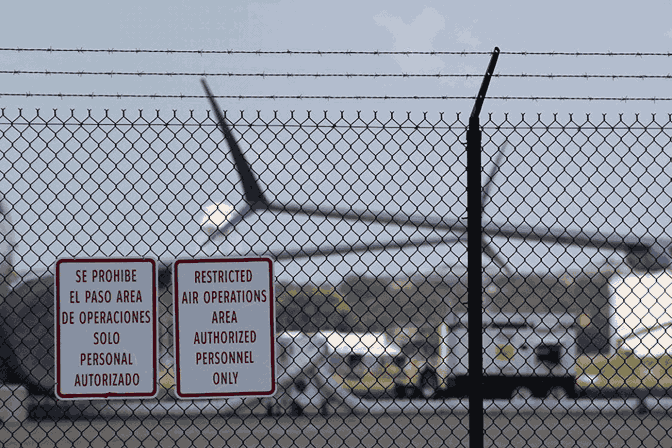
(2, 109, 672, 130)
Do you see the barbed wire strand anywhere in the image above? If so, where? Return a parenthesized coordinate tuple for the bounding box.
(2, 92, 670, 101)
(1, 47, 671, 57)
(2, 70, 672, 79)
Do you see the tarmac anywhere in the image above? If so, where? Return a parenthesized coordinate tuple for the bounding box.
(16, 393, 672, 422)
(4, 383, 672, 424)
(4, 386, 672, 448)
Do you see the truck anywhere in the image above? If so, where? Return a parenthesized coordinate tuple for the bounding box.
(390, 312, 579, 399)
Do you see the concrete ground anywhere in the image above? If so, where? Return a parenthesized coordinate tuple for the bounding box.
(1, 412, 671, 448)
(2, 384, 672, 448)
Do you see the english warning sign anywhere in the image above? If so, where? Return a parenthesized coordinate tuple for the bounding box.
(173, 258, 275, 399)
(55, 258, 158, 400)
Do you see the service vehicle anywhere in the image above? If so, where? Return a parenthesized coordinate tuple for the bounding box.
(321, 331, 403, 397)
(371, 312, 577, 399)
(448, 312, 578, 399)
(266, 331, 335, 415)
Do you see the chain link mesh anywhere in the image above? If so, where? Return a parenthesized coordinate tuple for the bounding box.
(1, 108, 672, 446)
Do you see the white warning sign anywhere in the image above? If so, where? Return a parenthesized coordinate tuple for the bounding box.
(55, 258, 158, 400)
(173, 258, 275, 399)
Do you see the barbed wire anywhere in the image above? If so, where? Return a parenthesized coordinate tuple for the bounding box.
(1, 47, 672, 57)
(2, 92, 671, 101)
(3, 69, 672, 80)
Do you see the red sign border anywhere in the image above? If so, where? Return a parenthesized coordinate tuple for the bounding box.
(55, 257, 158, 400)
(173, 257, 276, 399)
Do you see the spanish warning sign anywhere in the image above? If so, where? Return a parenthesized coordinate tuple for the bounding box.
(55, 258, 157, 400)
(173, 257, 275, 399)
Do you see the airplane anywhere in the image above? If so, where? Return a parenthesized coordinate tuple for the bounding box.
(1, 78, 672, 417)
(193, 79, 672, 401)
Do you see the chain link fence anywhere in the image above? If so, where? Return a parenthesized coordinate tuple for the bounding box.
(1, 108, 672, 447)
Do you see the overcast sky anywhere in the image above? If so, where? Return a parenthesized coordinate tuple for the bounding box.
(3, 1, 672, 284)
(2, 1, 672, 115)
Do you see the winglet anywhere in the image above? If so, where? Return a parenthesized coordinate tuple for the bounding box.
(201, 79, 268, 209)
(481, 142, 511, 275)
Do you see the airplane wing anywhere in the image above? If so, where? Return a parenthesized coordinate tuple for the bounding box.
(200, 78, 672, 273)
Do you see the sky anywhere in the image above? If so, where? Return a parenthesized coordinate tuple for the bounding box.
(2, 1, 672, 282)
(2, 1, 672, 115)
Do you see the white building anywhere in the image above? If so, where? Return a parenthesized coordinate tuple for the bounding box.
(610, 271, 672, 356)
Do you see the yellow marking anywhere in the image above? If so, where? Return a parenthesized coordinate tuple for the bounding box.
(576, 352, 672, 390)
(578, 313, 591, 328)
(159, 367, 175, 390)
(495, 344, 516, 362)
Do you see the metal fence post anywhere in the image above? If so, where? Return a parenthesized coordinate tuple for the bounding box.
(467, 47, 499, 448)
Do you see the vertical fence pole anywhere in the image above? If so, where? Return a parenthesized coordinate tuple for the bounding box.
(467, 113, 484, 447)
(467, 47, 499, 448)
